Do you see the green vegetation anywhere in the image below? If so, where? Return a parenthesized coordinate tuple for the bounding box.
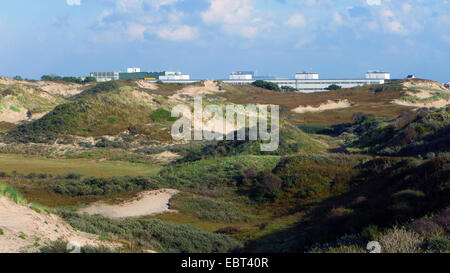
(0, 154, 162, 177)
(4, 81, 164, 142)
(58, 211, 241, 253)
(149, 108, 177, 122)
(0, 182, 28, 205)
(40, 241, 118, 253)
(0, 79, 448, 253)
(326, 84, 342, 90)
(170, 193, 252, 223)
(251, 80, 281, 91)
(41, 75, 96, 84)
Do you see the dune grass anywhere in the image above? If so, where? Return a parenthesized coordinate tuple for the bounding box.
(0, 182, 28, 205)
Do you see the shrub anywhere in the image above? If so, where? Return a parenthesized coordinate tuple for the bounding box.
(249, 171, 283, 203)
(0, 228, 3, 235)
(251, 80, 281, 91)
(58, 212, 241, 253)
(150, 108, 177, 122)
(360, 225, 382, 241)
(409, 219, 443, 236)
(426, 236, 450, 253)
(379, 227, 423, 253)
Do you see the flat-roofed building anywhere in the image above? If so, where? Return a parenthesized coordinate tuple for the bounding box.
(229, 71, 254, 80)
(159, 71, 190, 80)
(127, 67, 141, 73)
(295, 72, 319, 80)
(366, 71, 391, 80)
(89, 72, 119, 82)
(221, 71, 387, 93)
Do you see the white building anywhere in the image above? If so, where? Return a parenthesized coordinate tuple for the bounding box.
(159, 71, 190, 81)
(127, 67, 141, 73)
(89, 72, 119, 82)
(222, 71, 387, 93)
(295, 72, 319, 80)
(229, 71, 254, 80)
(366, 71, 391, 80)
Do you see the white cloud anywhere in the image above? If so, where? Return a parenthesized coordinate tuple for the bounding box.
(66, 0, 81, 6)
(202, 0, 253, 25)
(286, 14, 307, 28)
(366, 0, 381, 6)
(157, 25, 197, 41)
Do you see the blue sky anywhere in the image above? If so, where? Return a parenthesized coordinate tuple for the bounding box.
(0, 0, 449, 82)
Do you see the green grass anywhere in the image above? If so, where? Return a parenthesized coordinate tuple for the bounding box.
(149, 108, 177, 122)
(58, 211, 241, 253)
(0, 154, 162, 177)
(9, 105, 21, 112)
(0, 182, 28, 205)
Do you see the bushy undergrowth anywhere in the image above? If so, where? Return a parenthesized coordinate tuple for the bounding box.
(171, 193, 252, 223)
(51, 176, 160, 196)
(177, 124, 324, 163)
(58, 211, 241, 253)
(346, 108, 450, 156)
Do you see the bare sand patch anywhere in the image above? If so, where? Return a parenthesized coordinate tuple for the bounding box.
(136, 80, 158, 90)
(405, 90, 434, 99)
(402, 80, 447, 91)
(153, 151, 180, 162)
(36, 82, 84, 97)
(79, 189, 179, 218)
(169, 80, 222, 102)
(0, 107, 28, 123)
(0, 197, 115, 253)
(392, 99, 450, 108)
(292, 100, 353, 114)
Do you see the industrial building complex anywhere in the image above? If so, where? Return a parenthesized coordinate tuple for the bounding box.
(89, 68, 391, 93)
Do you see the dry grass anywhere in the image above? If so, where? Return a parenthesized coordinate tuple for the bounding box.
(219, 82, 411, 125)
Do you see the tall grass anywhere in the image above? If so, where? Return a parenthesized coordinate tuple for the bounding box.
(0, 182, 28, 205)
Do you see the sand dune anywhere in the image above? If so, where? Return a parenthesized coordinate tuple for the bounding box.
(0, 197, 111, 253)
(79, 189, 179, 219)
(292, 100, 353, 114)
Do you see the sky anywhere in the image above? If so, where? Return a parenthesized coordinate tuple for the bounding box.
(0, 0, 449, 82)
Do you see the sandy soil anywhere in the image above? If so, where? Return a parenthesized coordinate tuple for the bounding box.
(169, 80, 222, 102)
(292, 100, 353, 114)
(0, 107, 29, 123)
(136, 80, 158, 90)
(36, 82, 84, 97)
(152, 151, 180, 162)
(130, 90, 155, 104)
(79, 189, 179, 218)
(0, 197, 115, 253)
(392, 99, 450, 108)
(402, 80, 447, 91)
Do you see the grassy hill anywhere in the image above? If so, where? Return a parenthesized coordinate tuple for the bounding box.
(0, 79, 66, 126)
(4, 81, 174, 143)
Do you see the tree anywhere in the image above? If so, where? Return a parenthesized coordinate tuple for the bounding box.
(281, 86, 298, 92)
(13, 75, 23, 81)
(251, 80, 281, 91)
(326, 84, 342, 90)
(83, 77, 97, 83)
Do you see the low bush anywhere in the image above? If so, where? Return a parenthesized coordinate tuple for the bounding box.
(58, 212, 241, 253)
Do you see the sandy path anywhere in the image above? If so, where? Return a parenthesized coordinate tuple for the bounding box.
(292, 100, 353, 114)
(79, 189, 179, 218)
(0, 197, 114, 253)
